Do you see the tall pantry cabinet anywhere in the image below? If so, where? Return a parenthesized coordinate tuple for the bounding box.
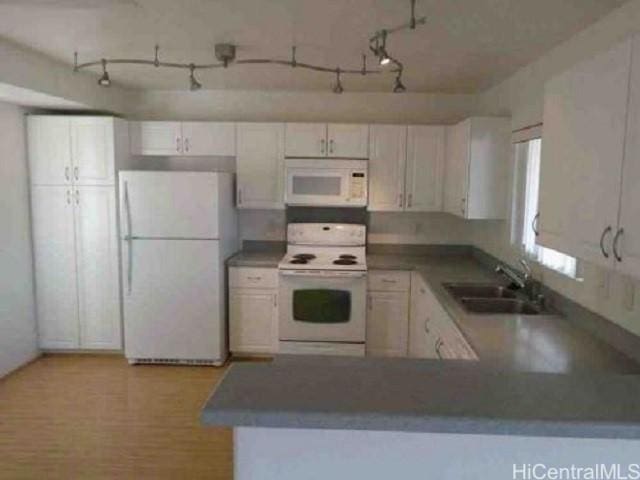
(28, 116, 128, 350)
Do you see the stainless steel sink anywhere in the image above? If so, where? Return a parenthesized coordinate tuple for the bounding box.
(444, 283, 517, 299)
(459, 298, 542, 315)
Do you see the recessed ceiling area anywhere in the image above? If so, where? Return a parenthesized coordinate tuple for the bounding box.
(0, 0, 630, 93)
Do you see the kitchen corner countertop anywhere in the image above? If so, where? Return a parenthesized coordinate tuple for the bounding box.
(205, 252, 640, 439)
(227, 251, 284, 268)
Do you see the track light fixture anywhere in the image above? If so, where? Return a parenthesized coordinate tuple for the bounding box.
(189, 64, 202, 91)
(332, 68, 344, 94)
(98, 59, 111, 87)
(75, 0, 426, 93)
(393, 72, 406, 93)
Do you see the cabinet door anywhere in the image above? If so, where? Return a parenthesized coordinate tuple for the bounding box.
(74, 187, 122, 350)
(408, 274, 438, 359)
(618, 35, 640, 279)
(444, 121, 470, 218)
(539, 39, 631, 267)
(31, 186, 79, 349)
(27, 116, 72, 186)
(327, 124, 369, 158)
(229, 289, 278, 354)
(70, 117, 115, 186)
(236, 123, 285, 209)
(405, 126, 445, 211)
(366, 291, 409, 357)
(181, 122, 236, 156)
(284, 123, 327, 157)
(367, 125, 407, 212)
(129, 121, 183, 156)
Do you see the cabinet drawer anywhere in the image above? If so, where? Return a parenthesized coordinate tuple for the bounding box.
(229, 267, 278, 289)
(368, 271, 410, 291)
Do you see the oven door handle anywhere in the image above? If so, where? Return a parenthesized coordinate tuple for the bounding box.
(279, 270, 367, 279)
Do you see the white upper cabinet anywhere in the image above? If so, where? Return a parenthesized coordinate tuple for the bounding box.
(31, 186, 79, 349)
(181, 122, 236, 156)
(285, 123, 368, 158)
(614, 36, 640, 278)
(285, 123, 327, 157)
(130, 121, 183, 156)
(130, 121, 235, 156)
(405, 126, 445, 212)
(236, 123, 285, 209)
(539, 38, 632, 269)
(28, 116, 121, 187)
(70, 117, 115, 186)
(368, 125, 407, 211)
(74, 186, 122, 350)
(444, 117, 510, 220)
(327, 124, 369, 158)
(28, 116, 72, 186)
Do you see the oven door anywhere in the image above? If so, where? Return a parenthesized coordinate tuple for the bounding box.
(279, 270, 366, 343)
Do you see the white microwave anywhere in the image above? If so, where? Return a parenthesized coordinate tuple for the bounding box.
(284, 158, 368, 207)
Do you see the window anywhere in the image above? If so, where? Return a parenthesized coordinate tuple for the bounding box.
(512, 138, 579, 279)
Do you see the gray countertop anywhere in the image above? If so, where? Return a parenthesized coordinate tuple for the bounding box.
(204, 252, 640, 438)
(227, 251, 284, 268)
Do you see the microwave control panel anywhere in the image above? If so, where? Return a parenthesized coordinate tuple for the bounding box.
(350, 172, 366, 199)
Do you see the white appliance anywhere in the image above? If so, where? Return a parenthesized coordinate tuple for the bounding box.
(119, 171, 238, 365)
(278, 223, 367, 356)
(285, 158, 368, 207)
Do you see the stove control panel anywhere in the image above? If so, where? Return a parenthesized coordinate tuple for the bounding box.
(287, 223, 366, 246)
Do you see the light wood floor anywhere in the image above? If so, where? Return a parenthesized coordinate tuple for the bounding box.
(0, 354, 233, 480)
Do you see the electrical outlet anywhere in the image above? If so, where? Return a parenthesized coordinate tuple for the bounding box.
(623, 279, 636, 312)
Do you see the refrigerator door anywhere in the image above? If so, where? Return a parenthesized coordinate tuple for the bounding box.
(120, 171, 220, 239)
(122, 238, 224, 362)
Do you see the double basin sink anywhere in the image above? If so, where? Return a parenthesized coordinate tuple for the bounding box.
(444, 283, 543, 315)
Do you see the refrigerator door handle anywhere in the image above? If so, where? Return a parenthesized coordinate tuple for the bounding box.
(124, 181, 133, 295)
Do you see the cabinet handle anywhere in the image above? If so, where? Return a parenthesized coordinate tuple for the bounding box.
(381, 279, 397, 284)
(398, 193, 404, 208)
(461, 198, 466, 215)
(600, 226, 612, 259)
(532, 213, 540, 236)
(66, 190, 71, 204)
(408, 193, 413, 208)
(329, 139, 335, 154)
(613, 228, 624, 262)
(75, 189, 79, 205)
(65, 166, 70, 182)
(237, 188, 243, 205)
(176, 137, 182, 153)
(247, 276, 262, 281)
(424, 317, 430, 334)
(185, 138, 190, 153)
(74, 166, 79, 181)
(435, 338, 443, 359)
(320, 138, 326, 155)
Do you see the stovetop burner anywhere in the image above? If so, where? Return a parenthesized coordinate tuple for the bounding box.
(339, 254, 357, 260)
(333, 259, 358, 265)
(293, 253, 316, 260)
(290, 258, 309, 264)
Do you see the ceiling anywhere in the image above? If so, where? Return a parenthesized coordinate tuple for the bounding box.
(0, 0, 630, 93)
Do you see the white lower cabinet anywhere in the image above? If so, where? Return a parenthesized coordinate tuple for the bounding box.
(366, 271, 410, 357)
(229, 267, 279, 355)
(408, 272, 477, 361)
(31, 185, 122, 350)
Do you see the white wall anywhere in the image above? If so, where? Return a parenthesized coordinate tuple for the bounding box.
(0, 102, 38, 377)
(473, 0, 640, 336)
(126, 90, 477, 124)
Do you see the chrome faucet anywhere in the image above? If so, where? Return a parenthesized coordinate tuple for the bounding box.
(495, 259, 544, 305)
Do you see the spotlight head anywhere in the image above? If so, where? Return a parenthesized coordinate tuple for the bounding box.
(379, 55, 391, 66)
(332, 69, 344, 94)
(98, 59, 111, 87)
(393, 74, 406, 93)
(189, 64, 202, 91)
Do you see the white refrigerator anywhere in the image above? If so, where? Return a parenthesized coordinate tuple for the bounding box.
(119, 171, 238, 365)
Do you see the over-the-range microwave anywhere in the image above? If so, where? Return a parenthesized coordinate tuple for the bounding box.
(284, 158, 368, 207)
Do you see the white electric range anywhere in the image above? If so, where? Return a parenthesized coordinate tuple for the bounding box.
(278, 223, 367, 357)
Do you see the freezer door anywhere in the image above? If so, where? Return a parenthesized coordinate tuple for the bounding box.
(122, 239, 224, 361)
(120, 171, 219, 239)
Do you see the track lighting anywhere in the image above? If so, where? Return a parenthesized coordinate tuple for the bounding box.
(97, 59, 111, 87)
(74, 0, 426, 93)
(393, 72, 406, 93)
(189, 64, 202, 91)
(333, 69, 344, 94)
